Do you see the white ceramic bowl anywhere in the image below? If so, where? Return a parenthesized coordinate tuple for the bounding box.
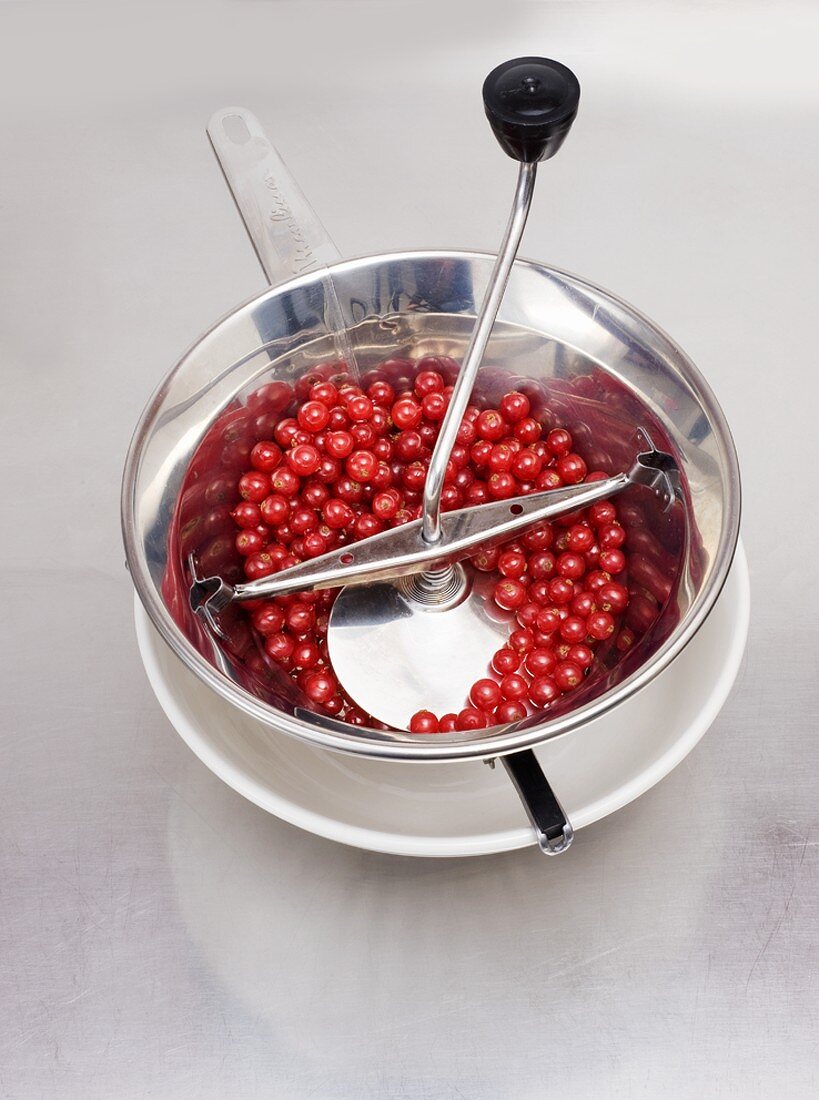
(135, 543, 748, 856)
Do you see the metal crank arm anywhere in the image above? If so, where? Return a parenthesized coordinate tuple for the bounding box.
(189, 436, 679, 619)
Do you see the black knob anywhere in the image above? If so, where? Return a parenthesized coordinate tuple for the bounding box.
(483, 57, 580, 163)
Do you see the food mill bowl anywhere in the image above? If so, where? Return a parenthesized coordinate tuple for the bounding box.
(121, 250, 740, 762)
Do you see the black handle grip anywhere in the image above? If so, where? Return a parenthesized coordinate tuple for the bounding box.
(483, 57, 580, 163)
(501, 750, 574, 855)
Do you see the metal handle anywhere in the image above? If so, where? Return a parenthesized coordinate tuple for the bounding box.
(501, 750, 574, 855)
(422, 160, 537, 545)
(421, 58, 581, 547)
(207, 108, 360, 378)
(207, 107, 343, 283)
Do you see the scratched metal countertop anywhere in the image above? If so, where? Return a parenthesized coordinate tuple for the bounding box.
(1, 3, 817, 1097)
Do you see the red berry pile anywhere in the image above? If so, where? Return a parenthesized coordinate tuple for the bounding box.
(227, 357, 631, 732)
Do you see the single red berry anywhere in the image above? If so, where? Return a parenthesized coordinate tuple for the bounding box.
(270, 466, 300, 496)
(524, 648, 556, 677)
(297, 400, 330, 433)
(235, 529, 264, 556)
(401, 462, 427, 491)
(495, 700, 527, 723)
(324, 430, 353, 459)
(528, 676, 560, 708)
(599, 548, 626, 574)
(554, 661, 584, 691)
(286, 602, 315, 635)
(409, 710, 440, 733)
(286, 444, 321, 477)
(494, 578, 527, 611)
(250, 441, 283, 472)
(499, 391, 530, 423)
(587, 610, 616, 640)
(290, 506, 318, 535)
(260, 494, 289, 525)
(536, 469, 563, 491)
(559, 616, 587, 643)
(273, 418, 300, 448)
(414, 370, 445, 397)
(238, 471, 270, 503)
(456, 418, 477, 446)
(303, 532, 328, 558)
(535, 608, 561, 635)
(244, 552, 277, 580)
(439, 713, 459, 732)
(570, 592, 597, 618)
(394, 430, 424, 462)
(548, 577, 575, 605)
(301, 480, 329, 508)
(368, 380, 395, 407)
(372, 488, 401, 519)
(487, 472, 517, 499)
(522, 523, 553, 551)
(391, 397, 423, 430)
(492, 648, 520, 675)
(598, 582, 629, 614)
(511, 448, 543, 480)
(514, 417, 541, 445)
(322, 498, 354, 530)
(567, 524, 595, 553)
(586, 569, 613, 593)
(599, 522, 626, 549)
(488, 443, 515, 474)
(352, 513, 384, 540)
(455, 707, 488, 731)
(265, 633, 295, 664)
(528, 580, 551, 606)
(251, 603, 286, 635)
(470, 678, 502, 712)
(568, 644, 594, 669)
(589, 500, 617, 528)
(314, 456, 341, 484)
(509, 628, 535, 654)
(556, 552, 586, 580)
(308, 380, 338, 407)
(440, 485, 463, 512)
(498, 549, 527, 579)
(528, 550, 556, 580)
(546, 428, 572, 457)
(250, 379, 293, 413)
(516, 602, 541, 630)
(476, 409, 507, 442)
(232, 501, 262, 529)
(305, 670, 338, 705)
(292, 641, 320, 669)
(422, 392, 447, 421)
(499, 673, 528, 701)
(465, 482, 489, 505)
(351, 422, 377, 449)
(345, 395, 373, 423)
(557, 453, 588, 484)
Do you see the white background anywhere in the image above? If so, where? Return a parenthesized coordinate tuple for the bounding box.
(1, 2, 817, 1097)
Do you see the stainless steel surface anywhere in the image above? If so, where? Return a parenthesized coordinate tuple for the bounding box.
(2, 2, 817, 1097)
(422, 161, 536, 545)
